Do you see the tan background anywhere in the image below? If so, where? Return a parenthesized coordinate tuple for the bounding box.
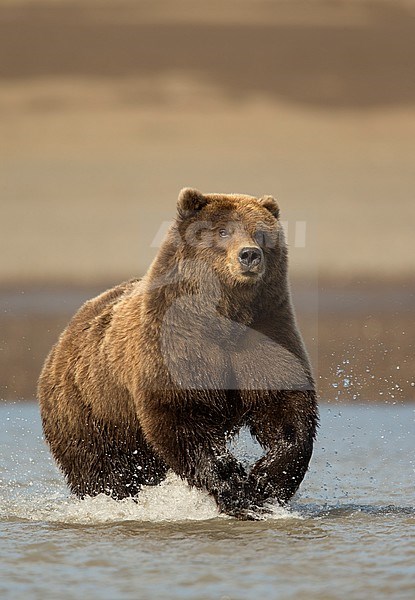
(0, 0, 414, 401)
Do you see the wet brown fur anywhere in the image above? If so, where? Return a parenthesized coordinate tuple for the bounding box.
(38, 188, 318, 519)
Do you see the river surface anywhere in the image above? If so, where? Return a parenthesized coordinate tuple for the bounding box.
(0, 403, 414, 600)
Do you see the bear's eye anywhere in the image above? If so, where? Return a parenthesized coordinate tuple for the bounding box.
(255, 231, 267, 246)
(218, 228, 230, 238)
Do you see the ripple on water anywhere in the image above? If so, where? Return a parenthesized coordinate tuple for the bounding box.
(1, 403, 414, 600)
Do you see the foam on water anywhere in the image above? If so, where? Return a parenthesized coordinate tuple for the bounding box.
(1, 472, 295, 524)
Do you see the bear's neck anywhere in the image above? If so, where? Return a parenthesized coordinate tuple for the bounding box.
(143, 245, 291, 327)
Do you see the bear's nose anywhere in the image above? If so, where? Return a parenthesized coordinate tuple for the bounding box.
(238, 246, 263, 270)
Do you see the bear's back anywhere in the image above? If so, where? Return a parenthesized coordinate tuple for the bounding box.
(38, 278, 141, 420)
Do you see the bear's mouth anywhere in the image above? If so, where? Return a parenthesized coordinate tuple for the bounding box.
(226, 262, 264, 283)
(236, 268, 264, 283)
(238, 262, 264, 277)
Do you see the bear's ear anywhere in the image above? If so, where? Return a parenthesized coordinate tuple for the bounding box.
(177, 188, 208, 218)
(258, 195, 280, 219)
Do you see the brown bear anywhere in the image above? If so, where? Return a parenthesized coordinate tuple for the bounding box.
(38, 188, 318, 520)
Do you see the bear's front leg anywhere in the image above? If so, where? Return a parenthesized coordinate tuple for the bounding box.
(246, 390, 318, 506)
(138, 396, 259, 519)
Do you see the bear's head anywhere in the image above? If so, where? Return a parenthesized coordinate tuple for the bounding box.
(174, 188, 286, 288)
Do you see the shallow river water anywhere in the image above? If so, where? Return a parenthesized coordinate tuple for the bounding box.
(0, 403, 414, 600)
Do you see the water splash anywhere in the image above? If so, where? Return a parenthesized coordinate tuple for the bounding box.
(1, 472, 294, 524)
(0, 408, 294, 525)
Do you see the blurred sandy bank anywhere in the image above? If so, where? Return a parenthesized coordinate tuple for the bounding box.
(1, 0, 415, 282)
